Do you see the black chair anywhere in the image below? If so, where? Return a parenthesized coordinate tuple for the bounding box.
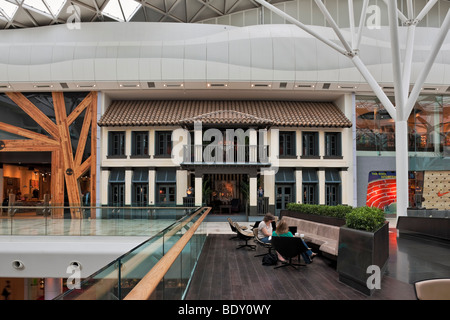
(235, 223, 256, 250)
(253, 228, 273, 257)
(270, 236, 307, 269)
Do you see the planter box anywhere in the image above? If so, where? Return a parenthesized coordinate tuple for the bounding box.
(280, 210, 346, 227)
(397, 216, 450, 242)
(337, 222, 389, 296)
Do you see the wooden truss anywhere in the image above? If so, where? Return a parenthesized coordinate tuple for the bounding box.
(0, 91, 97, 218)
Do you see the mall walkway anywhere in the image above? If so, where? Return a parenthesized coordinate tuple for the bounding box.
(186, 224, 450, 300)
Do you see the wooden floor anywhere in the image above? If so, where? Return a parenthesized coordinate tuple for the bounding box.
(185, 234, 417, 300)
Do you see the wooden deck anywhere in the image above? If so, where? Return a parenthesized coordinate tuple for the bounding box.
(185, 234, 417, 300)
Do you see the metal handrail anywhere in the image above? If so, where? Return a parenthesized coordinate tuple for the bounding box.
(124, 207, 211, 300)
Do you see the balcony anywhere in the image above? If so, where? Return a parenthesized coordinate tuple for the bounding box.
(181, 144, 270, 166)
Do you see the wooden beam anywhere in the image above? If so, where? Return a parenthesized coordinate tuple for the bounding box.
(0, 140, 58, 152)
(5, 92, 59, 139)
(67, 93, 93, 126)
(53, 92, 82, 218)
(74, 106, 92, 168)
(75, 156, 91, 179)
(51, 149, 65, 218)
(0, 121, 59, 146)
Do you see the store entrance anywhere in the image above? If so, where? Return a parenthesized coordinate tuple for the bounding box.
(1, 152, 52, 216)
(203, 174, 247, 214)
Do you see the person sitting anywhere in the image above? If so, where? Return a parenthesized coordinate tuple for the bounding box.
(257, 213, 275, 243)
(272, 220, 317, 264)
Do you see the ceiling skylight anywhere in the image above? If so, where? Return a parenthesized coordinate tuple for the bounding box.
(102, 0, 141, 22)
(22, 0, 66, 18)
(0, 0, 19, 21)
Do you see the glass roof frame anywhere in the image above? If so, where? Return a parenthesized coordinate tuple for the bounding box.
(21, 0, 67, 19)
(101, 0, 141, 22)
(0, 0, 19, 22)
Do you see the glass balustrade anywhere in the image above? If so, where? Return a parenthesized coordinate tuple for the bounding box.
(52, 207, 209, 300)
(0, 204, 198, 236)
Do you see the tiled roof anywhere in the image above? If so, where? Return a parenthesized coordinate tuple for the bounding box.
(98, 100, 352, 128)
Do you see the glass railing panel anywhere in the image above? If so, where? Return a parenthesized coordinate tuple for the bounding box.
(116, 233, 165, 300)
(155, 210, 207, 300)
(60, 258, 121, 300)
(0, 205, 199, 236)
(54, 207, 210, 300)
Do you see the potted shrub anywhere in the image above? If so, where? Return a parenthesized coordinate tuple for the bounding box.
(337, 206, 389, 296)
(281, 203, 351, 226)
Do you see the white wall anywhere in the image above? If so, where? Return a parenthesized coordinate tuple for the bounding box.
(0, 22, 449, 90)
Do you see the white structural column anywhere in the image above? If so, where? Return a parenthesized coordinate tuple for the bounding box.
(256, 0, 450, 217)
(264, 169, 276, 212)
(176, 170, 188, 205)
(295, 169, 302, 204)
(125, 169, 132, 206)
(296, 130, 302, 159)
(318, 169, 325, 205)
(148, 169, 155, 205)
(101, 169, 109, 205)
(194, 175, 202, 206)
(45, 278, 63, 300)
(249, 175, 258, 211)
(149, 129, 155, 158)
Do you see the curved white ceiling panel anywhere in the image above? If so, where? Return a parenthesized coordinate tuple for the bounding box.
(0, 21, 449, 89)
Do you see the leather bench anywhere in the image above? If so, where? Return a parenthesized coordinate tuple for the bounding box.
(281, 216, 340, 258)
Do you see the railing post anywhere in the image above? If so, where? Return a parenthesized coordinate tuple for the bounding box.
(8, 193, 15, 217)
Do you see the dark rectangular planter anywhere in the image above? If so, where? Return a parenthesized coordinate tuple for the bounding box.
(397, 216, 450, 242)
(337, 222, 389, 296)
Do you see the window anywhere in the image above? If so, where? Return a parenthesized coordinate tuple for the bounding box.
(326, 184, 340, 206)
(302, 169, 318, 205)
(279, 131, 296, 157)
(303, 184, 318, 205)
(325, 132, 342, 157)
(132, 169, 148, 206)
(155, 131, 172, 157)
(109, 169, 125, 206)
(158, 185, 176, 204)
(325, 169, 341, 206)
(132, 131, 149, 157)
(302, 132, 319, 157)
(108, 131, 126, 157)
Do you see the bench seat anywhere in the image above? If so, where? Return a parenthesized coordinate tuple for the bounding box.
(282, 216, 340, 257)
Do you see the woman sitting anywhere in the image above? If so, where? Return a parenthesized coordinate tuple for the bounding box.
(272, 220, 317, 264)
(257, 213, 276, 243)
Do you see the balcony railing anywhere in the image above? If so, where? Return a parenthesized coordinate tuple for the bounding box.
(182, 144, 270, 165)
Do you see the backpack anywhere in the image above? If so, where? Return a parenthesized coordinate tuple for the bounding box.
(262, 253, 278, 266)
